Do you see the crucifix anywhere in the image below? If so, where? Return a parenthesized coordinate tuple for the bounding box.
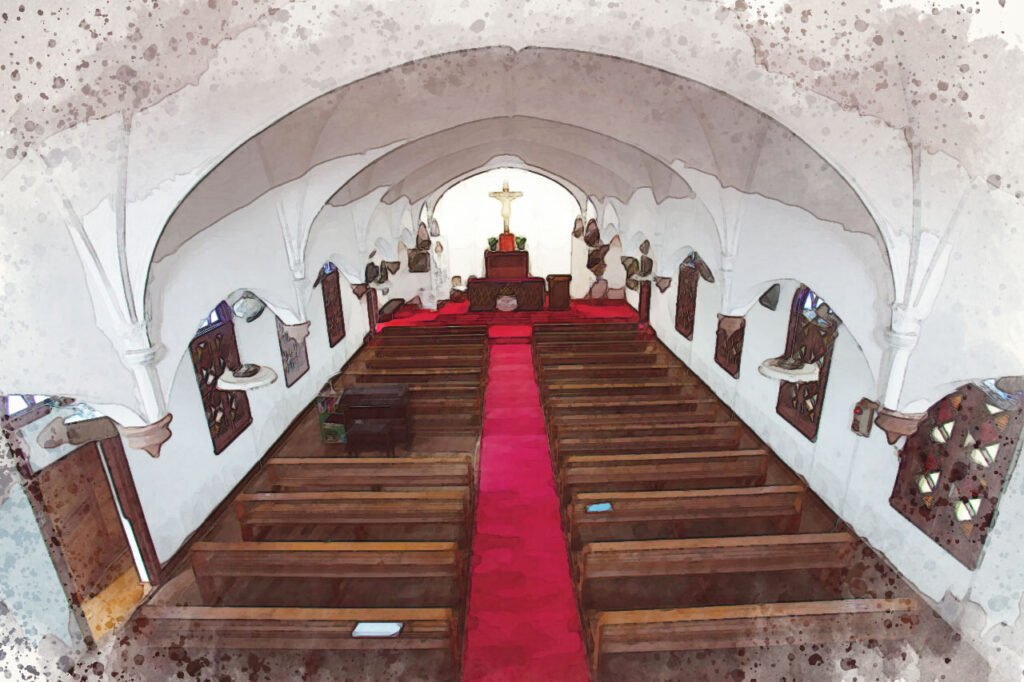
(489, 181, 523, 234)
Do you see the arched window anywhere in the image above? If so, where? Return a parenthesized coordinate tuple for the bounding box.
(674, 253, 701, 340)
(889, 381, 1024, 569)
(189, 301, 252, 454)
(775, 286, 841, 441)
(316, 262, 346, 347)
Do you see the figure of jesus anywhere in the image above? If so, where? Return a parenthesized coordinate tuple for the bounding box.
(489, 181, 523, 234)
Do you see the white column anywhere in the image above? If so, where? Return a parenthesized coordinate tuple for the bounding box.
(877, 307, 922, 410)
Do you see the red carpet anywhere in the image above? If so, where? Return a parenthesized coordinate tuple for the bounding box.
(462, 343, 590, 681)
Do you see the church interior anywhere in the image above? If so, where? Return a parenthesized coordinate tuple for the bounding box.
(2, 1, 1024, 680)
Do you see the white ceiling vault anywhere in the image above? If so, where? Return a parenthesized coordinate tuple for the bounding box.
(2, 0, 1023, 419)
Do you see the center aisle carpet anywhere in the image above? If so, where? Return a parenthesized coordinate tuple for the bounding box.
(462, 342, 590, 682)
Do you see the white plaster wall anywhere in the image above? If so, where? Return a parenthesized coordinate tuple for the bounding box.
(127, 273, 366, 561)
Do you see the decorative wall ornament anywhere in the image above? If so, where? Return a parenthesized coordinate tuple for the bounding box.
(189, 301, 252, 455)
(852, 398, 880, 438)
(759, 283, 781, 311)
(229, 291, 266, 322)
(775, 286, 841, 442)
(115, 413, 174, 458)
(889, 382, 1024, 569)
(714, 314, 746, 379)
(276, 317, 310, 387)
(675, 254, 701, 340)
(317, 263, 346, 348)
(874, 408, 928, 445)
(407, 223, 432, 273)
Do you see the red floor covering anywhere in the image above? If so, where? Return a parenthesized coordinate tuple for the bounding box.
(461, 342, 590, 681)
(378, 298, 637, 330)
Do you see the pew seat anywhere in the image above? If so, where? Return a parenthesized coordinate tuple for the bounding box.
(190, 541, 463, 608)
(558, 449, 768, 497)
(587, 598, 919, 676)
(259, 456, 473, 493)
(136, 605, 458, 658)
(576, 533, 855, 608)
(235, 489, 472, 545)
(568, 485, 805, 549)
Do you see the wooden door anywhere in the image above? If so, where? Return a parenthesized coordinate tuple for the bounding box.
(36, 442, 135, 601)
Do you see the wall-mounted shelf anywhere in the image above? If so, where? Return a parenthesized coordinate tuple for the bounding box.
(758, 357, 820, 383)
(217, 366, 277, 391)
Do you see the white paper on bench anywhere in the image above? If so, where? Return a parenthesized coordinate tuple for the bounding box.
(586, 502, 613, 513)
(352, 622, 404, 638)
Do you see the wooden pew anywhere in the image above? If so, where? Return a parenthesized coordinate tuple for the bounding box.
(576, 532, 856, 609)
(136, 605, 458, 660)
(533, 340, 657, 355)
(542, 379, 702, 401)
(567, 485, 805, 549)
(543, 396, 717, 419)
(533, 322, 639, 335)
(258, 457, 473, 492)
(235, 489, 472, 545)
(190, 541, 463, 608)
(554, 421, 752, 462)
(538, 364, 681, 382)
(365, 346, 488, 360)
(587, 598, 919, 676)
(535, 351, 665, 367)
(347, 367, 484, 384)
(379, 326, 487, 337)
(371, 335, 487, 348)
(558, 449, 769, 497)
(549, 402, 724, 431)
(550, 409, 732, 441)
(362, 355, 486, 370)
(533, 330, 647, 345)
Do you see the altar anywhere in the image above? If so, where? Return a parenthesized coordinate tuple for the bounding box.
(467, 250, 546, 311)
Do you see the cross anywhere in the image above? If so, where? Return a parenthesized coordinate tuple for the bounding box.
(489, 181, 523, 235)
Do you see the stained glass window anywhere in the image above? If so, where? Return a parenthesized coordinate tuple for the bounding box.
(189, 301, 252, 454)
(889, 381, 1024, 569)
(775, 286, 841, 441)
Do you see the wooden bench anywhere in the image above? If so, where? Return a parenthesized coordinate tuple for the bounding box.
(235, 489, 472, 545)
(558, 449, 769, 497)
(379, 326, 487, 337)
(362, 355, 487, 370)
(535, 351, 665, 367)
(543, 396, 717, 419)
(365, 346, 488, 360)
(136, 605, 458, 659)
(538, 364, 682, 382)
(190, 541, 463, 608)
(554, 422, 752, 462)
(550, 410, 733, 441)
(533, 322, 640, 335)
(567, 485, 805, 549)
(371, 335, 487, 348)
(347, 367, 485, 385)
(576, 532, 856, 608)
(542, 379, 702, 401)
(258, 456, 473, 493)
(587, 598, 919, 676)
(533, 340, 657, 355)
